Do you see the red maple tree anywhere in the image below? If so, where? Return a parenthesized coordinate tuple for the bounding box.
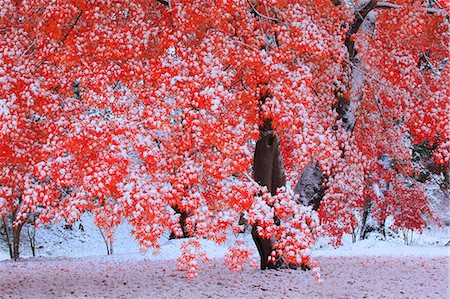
(0, 0, 447, 278)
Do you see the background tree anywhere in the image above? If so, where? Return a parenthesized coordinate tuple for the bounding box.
(347, 0, 449, 238)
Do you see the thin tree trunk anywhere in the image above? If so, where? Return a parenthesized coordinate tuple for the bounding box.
(3, 210, 24, 260)
(27, 225, 36, 257)
(98, 227, 111, 255)
(2, 215, 13, 259)
(12, 223, 23, 261)
(360, 197, 372, 239)
(252, 118, 286, 270)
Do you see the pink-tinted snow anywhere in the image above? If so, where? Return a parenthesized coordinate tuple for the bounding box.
(1, 256, 448, 298)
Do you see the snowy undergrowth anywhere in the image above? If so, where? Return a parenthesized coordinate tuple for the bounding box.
(1, 213, 448, 262)
(312, 227, 449, 257)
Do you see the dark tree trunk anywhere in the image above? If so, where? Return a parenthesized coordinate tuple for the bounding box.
(98, 227, 113, 255)
(12, 223, 22, 261)
(2, 215, 13, 259)
(169, 206, 189, 239)
(2, 213, 23, 260)
(27, 225, 36, 257)
(360, 197, 372, 239)
(252, 119, 286, 270)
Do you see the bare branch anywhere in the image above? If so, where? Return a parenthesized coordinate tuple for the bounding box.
(423, 7, 446, 14)
(156, 0, 169, 5)
(375, 2, 401, 9)
(243, 172, 258, 185)
(59, 11, 83, 44)
(373, 94, 388, 131)
(20, 40, 36, 58)
(247, 0, 278, 22)
(233, 40, 259, 51)
(434, 0, 444, 8)
(375, 1, 447, 14)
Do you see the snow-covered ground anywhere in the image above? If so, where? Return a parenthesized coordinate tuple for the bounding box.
(1, 255, 448, 298)
(1, 214, 449, 298)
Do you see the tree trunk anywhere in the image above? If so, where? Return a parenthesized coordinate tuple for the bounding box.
(98, 227, 113, 255)
(2, 214, 23, 260)
(169, 206, 189, 239)
(252, 119, 286, 270)
(293, 162, 324, 211)
(110, 239, 113, 255)
(381, 218, 387, 240)
(12, 223, 22, 261)
(27, 226, 36, 257)
(2, 215, 13, 259)
(360, 197, 372, 239)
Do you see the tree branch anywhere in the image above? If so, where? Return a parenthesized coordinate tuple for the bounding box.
(375, 2, 401, 9)
(376, 2, 446, 13)
(373, 95, 388, 131)
(247, 0, 278, 22)
(59, 11, 83, 44)
(156, 0, 169, 5)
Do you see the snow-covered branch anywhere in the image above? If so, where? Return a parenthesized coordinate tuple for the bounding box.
(247, 0, 279, 22)
(375, 2, 447, 14)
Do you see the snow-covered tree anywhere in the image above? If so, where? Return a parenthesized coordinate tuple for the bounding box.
(0, 0, 447, 278)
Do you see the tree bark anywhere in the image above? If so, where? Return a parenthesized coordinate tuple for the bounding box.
(360, 197, 372, 239)
(252, 119, 286, 270)
(2, 213, 23, 260)
(293, 162, 324, 211)
(332, 0, 379, 130)
(12, 223, 23, 261)
(98, 227, 113, 255)
(27, 225, 36, 257)
(169, 206, 190, 239)
(2, 215, 13, 259)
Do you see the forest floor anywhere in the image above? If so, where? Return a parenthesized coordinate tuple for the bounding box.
(1, 214, 449, 298)
(1, 255, 448, 298)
